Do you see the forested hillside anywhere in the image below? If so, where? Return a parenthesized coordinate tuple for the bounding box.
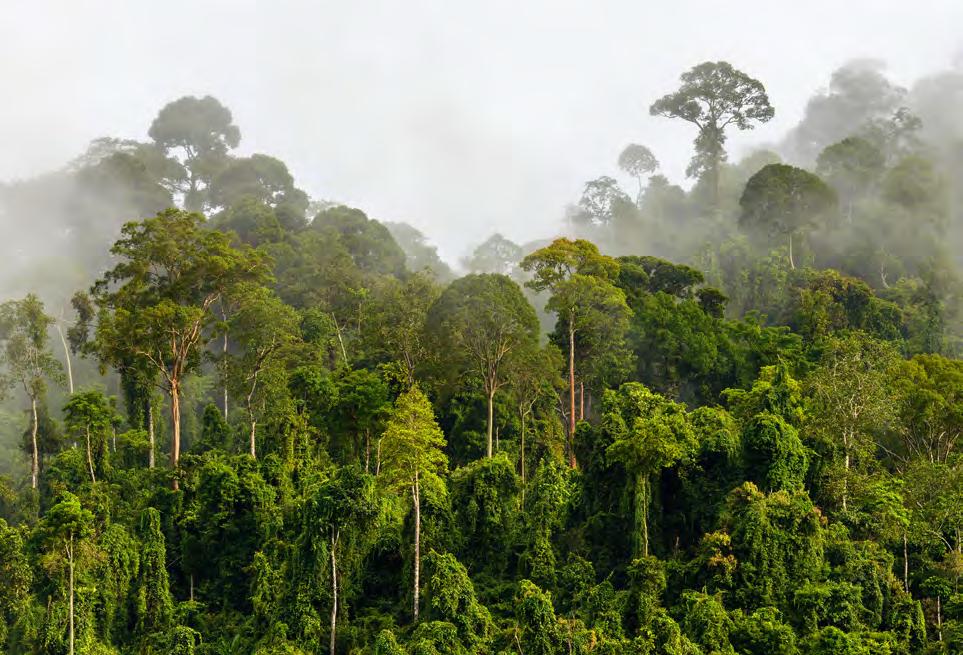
(2, 60, 963, 655)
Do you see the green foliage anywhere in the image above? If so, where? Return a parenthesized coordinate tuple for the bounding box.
(4, 82, 963, 655)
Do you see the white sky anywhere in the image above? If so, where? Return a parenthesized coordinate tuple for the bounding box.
(3, 1, 963, 260)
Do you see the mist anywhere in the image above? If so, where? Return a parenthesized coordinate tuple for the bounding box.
(5, 1, 963, 262)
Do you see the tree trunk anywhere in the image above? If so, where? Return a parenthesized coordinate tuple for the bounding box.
(520, 409, 527, 507)
(712, 149, 721, 215)
(937, 594, 943, 642)
(247, 371, 260, 459)
(375, 439, 382, 476)
(413, 472, 421, 623)
(170, 379, 181, 490)
(903, 531, 910, 593)
(332, 313, 348, 365)
(85, 426, 96, 484)
(636, 475, 650, 558)
(147, 396, 155, 469)
(842, 450, 850, 512)
(68, 535, 75, 655)
(31, 397, 39, 490)
(55, 322, 74, 395)
(788, 232, 796, 270)
(579, 381, 584, 421)
(364, 429, 371, 473)
(568, 317, 576, 468)
(486, 386, 495, 458)
(330, 527, 339, 655)
(222, 326, 229, 420)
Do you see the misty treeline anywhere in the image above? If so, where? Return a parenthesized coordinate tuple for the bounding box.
(0, 57, 962, 655)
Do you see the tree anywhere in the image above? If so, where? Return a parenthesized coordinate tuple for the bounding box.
(508, 345, 564, 491)
(63, 390, 116, 484)
(521, 238, 629, 465)
(575, 176, 635, 230)
(365, 272, 441, 387)
(462, 234, 524, 277)
(816, 137, 885, 221)
(892, 354, 963, 465)
(39, 492, 94, 655)
(651, 61, 774, 209)
(135, 508, 173, 643)
(384, 222, 454, 281)
(310, 205, 407, 278)
(70, 290, 162, 468)
(379, 386, 448, 623)
(223, 284, 301, 458)
(148, 95, 241, 210)
(739, 164, 838, 268)
(0, 294, 64, 488)
(90, 208, 269, 486)
(427, 274, 539, 458)
(604, 383, 695, 557)
(806, 333, 899, 511)
(331, 368, 391, 471)
(618, 144, 660, 205)
(310, 466, 381, 655)
(208, 154, 309, 216)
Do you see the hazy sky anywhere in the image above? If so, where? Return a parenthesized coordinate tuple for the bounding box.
(4, 1, 963, 261)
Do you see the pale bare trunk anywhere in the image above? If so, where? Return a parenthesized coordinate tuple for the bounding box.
(843, 450, 850, 512)
(247, 371, 259, 459)
(85, 426, 96, 484)
(222, 328, 229, 420)
(31, 397, 39, 489)
(68, 536, 75, 655)
(568, 317, 576, 468)
(330, 527, 339, 655)
(375, 439, 382, 476)
(249, 419, 257, 458)
(486, 386, 495, 458)
(413, 472, 421, 623)
(903, 531, 910, 593)
(937, 594, 943, 642)
(170, 379, 181, 490)
(147, 397, 155, 469)
(788, 232, 796, 270)
(364, 430, 371, 473)
(332, 313, 348, 365)
(520, 409, 527, 507)
(55, 322, 73, 395)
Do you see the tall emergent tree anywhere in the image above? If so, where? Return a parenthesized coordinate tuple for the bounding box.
(521, 239, 629, 465)
(90, 209, 269, 485)
(148, 95, 241, 211)
(0, 294, 64, 489)
(650, 61, 774, 210)
(427, 274, 539, 458)
(380, 386, 448, 623)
